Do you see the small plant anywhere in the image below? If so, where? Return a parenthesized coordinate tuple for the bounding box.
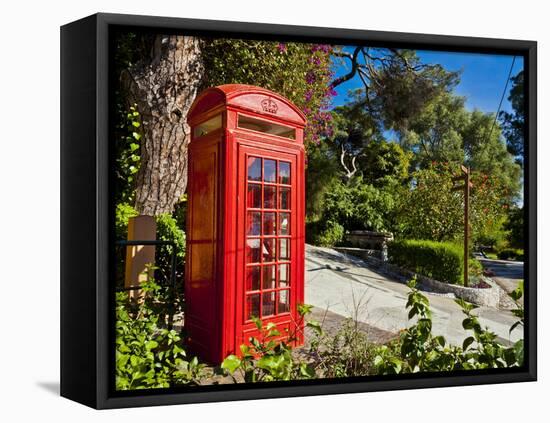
(221, 305, 318, 382)
(115, 273, 205, 390)
(373, 276, 525, 375)
(456, 294, 523, 369)
(308, 317, 376, 377)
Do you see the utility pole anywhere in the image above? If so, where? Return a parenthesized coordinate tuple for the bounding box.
(452, 165, 473, 287)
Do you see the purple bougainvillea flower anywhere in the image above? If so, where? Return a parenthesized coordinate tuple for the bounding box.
(277, 43, 287, 53)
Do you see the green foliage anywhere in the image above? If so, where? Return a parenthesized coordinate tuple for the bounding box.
(357, 49, 460, 134)
(388, 239, 464, 285)
(114, 203, 139, 287)
(503, 206, 524, 249)
(499, 70, 524, 164)
(115, 202, 139, 240)
(508, 281, 525, 338)
(114, 104, 142, 204)
(456, 295, 523, 369)
(116, 275, 205, 390)
(462, 110, 521, 199)
(400, 91, 521, 202)
(326, 178, 396, 231)
(156, 211, 186, 273)
(307, 220, 345, 247)
(114, 203, 186, 306)
(359, 139, 412, 186)
(305, 142, 341, 219)
(497, 248, 524, 261)
(401, 92, 468, 166)
(202, 39, 334, 149)
(154, 212, 187, 328)
(220, 308, 317, 382)
(308, 317, 376, 378)
(374, 277, 525, 374)
(397, 163, 510, 243)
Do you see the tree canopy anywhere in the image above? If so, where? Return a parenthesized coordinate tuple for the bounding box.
(499, 70, 525, 165)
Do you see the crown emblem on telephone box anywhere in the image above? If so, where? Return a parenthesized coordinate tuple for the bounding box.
(261, 98, 278, 114)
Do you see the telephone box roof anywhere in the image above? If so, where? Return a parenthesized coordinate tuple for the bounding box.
(187, 84, 307, 127)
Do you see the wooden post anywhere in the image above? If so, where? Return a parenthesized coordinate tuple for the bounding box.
(464, 167, 470, 287)
(452, 165, 472, 287)
(125, 215, 157, 298)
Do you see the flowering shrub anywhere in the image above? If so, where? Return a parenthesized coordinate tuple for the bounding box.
(201, 39, 334, 150)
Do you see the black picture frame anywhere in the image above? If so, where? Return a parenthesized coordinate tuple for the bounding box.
(60, 12, 537, 409)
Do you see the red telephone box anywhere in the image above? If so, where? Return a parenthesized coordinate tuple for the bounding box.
(185, 84, 306, 363)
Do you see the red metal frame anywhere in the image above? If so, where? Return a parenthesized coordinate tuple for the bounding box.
(186, 85, 306, 363)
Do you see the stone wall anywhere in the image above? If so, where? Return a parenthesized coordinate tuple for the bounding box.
(343, 250, 501, 308)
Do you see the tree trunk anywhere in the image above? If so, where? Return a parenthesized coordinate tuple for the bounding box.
(126, 35, 205, 216)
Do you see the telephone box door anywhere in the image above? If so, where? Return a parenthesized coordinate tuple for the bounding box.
(235, 143, 302, 346)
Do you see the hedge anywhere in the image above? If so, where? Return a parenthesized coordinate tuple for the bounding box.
(497, 248, 524, 261)
(388, 239, 464, 285)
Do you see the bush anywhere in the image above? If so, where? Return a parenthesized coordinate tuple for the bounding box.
(116, 276, 205, 390)
(156, 212, 186, 273)
(388, 239, 464, 285)
(307, 220, 345, 247)
(497, 248, 524, 261)
(115, 202, 139, 240)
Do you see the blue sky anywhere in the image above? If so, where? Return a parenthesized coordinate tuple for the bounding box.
(331, 48, 524, 115)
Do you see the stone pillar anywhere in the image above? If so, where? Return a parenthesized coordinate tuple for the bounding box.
(381, 241, 388, 262)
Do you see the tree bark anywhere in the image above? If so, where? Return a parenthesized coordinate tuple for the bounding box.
(126, 35, 205, 216)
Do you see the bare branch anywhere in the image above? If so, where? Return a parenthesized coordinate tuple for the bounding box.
(330, 46, 362, 89)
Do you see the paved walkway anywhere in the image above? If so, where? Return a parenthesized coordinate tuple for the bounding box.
(479, 257, 524, 294)
(305, 244, 523, 346)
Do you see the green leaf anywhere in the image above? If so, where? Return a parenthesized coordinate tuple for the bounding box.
(509, 321, 522, 334)
(306, 320, 323, 335)
(462, 336, 475, 351)
(297, 303, 313, 316)
(221, 355, 242, 374)
(300, 363, 316, 378)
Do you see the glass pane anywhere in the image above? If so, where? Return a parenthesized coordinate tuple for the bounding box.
(279, 162, 290, 184)
(279, 187, 290, 210)
(279, 238, 290, 260)
(246, 266, 260, 291)
(263, 186, 276, 209)
(247, 183, 261, 208)
(238, 115, 296, 139)
(264, 159, 276, 182)
(263, 212, 276, 235)
(247, 294, 260, 320)
(262, 291, 276, 317)
(262, 265, 276, 289)
(279, 263, 289, 287)
(246, 238, 261, 263)
(247, 212, 261, 236)
(193, 114, 222, 138)
(263, 238, 276, 263)
(278, 290, 290, 314)
(247, 157, 262, 181)
(279, 212, 290, 235)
